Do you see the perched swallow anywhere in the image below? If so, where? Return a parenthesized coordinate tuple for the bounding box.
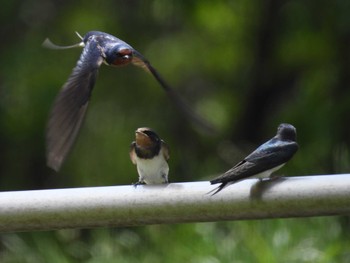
(209, 123, 298, 195)
(129, 127, 169, 185)
(44, 31, 214, 171)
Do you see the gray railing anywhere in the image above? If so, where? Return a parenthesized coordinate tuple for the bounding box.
(0, 174, 349, 232)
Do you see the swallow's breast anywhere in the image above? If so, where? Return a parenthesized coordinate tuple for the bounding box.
(136, 154, 169, 184)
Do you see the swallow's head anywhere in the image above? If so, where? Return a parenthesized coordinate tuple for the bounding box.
(134, 127, 162, 159)
(105, 44, 133, 66)
(277, 123, 297, 141)
(135, 127, 161, 148)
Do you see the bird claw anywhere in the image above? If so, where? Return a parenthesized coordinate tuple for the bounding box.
(133, 181, 146, 188)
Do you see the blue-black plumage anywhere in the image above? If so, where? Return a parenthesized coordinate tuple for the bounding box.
(44, 31, 213, 171)
(210, 123, 298, 195)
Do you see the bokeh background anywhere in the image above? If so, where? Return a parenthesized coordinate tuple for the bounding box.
(1, 0, 350, 262)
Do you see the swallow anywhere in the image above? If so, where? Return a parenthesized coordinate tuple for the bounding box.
(129, 127, 169, 185)
(209, 123, 298, 195)
(43, 31, 214, 171)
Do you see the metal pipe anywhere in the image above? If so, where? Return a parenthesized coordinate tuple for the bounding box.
(0, 174, 349, 232)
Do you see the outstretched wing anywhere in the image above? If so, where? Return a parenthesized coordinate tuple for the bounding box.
(132, 50, 217, 135)
(46, 37, 104, 171)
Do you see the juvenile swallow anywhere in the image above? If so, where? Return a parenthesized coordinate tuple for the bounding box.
(209, 123, 298, 195)
(44, 31, 214, 171)
(129, 127, 169, 185)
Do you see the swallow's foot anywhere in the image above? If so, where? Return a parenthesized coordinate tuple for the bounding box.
(133, 181, 146, 188)
(162, 174, 169, 184)
(269, 174, 282, 181)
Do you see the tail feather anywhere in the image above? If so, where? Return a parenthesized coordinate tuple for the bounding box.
(207, 182, 228, 196)
(42, 38, 84, 50)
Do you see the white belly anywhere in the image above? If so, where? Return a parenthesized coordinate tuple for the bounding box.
(252, 163, 285, 179)
(136, 154, 169, 184)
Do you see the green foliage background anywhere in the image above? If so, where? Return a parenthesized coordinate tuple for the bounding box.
(1, 0, 350, 262)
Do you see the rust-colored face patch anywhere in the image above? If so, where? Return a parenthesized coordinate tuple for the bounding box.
(135, 131, 153, 148)
(111, 48, 133, 66)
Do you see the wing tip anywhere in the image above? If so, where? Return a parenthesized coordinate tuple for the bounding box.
(46, 155, 62, 172)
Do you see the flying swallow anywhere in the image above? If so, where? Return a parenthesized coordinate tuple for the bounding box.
(43, 31, 214, 171)
(209, 123, 298, 195)
(129, 127, 169, 185)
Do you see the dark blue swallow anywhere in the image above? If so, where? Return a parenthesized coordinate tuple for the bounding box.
(209, 123, 298, 195)
(43, 31, 214, 171)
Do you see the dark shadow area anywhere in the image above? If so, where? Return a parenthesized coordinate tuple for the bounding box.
(249, 176, 287, 200)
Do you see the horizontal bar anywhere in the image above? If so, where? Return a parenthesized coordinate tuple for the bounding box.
(0, 174, 349, 232)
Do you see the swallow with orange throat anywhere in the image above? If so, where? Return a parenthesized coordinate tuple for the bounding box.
(130, 127, 169, 185)
(209, 123, 298, 195)
(43, 31, 214, 171)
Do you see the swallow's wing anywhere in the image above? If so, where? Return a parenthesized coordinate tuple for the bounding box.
(207, 160, 257, 195)
(46, 38, 104, 171)
(211, 139, 298, 185)
(244, 139, 298, 167)
(161, 140, 170, 161)
(132, 50, 216, 135)
(210, 160, 256, 185)
(131, 53, 151, 73)
(129, 142, 137, 165)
